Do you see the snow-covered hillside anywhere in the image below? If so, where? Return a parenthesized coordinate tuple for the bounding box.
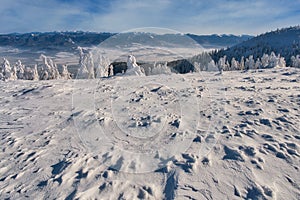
(214, 26, 300, 66)
(0, 68, 299, 199)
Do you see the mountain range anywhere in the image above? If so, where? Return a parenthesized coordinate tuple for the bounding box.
(0, 32, 252, 51)
(0, 26, 299, 68)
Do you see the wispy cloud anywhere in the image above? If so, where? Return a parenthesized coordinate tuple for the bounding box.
(0, 0, 299, 34)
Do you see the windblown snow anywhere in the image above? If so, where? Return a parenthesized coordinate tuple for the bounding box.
(0, 67, 299, 199)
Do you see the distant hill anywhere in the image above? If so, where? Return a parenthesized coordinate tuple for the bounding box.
(186, 34, 253, 49)
(0, 32, 114, 52)
(0, 31, 252, 51)
(213, 26, 300, 65)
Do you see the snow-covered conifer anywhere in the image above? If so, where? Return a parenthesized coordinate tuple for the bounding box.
(240, 57, 245, 70)
(61, 65, 72, 79)
(255, 58, 262, 69)
(261, 54, 269, 68)
(291, 55, 300, 68)
(231, 57, 239, 70)
(2, 58, 17, 80)
(15, 60, 25, 79)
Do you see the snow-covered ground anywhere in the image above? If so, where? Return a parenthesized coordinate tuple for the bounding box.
(0, 68, 300, 199)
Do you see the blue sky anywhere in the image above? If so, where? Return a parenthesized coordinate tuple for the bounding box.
(0, 0, 299, 35)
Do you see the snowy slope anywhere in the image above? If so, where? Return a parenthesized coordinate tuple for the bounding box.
(0, 68, 299, 199)
(215, 26, 300, 65)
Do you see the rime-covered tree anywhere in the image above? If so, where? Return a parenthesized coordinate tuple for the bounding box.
(245, 55, 255, 70)
(87, 52, 95, 79)
(95, 55, 110, 78)
(32, 65, 39, 80)
(109, 65, 114, 76)
(40, 54, 60, 80)
(217, 56, 227, 73)
(278, 56, 286, 68)
(125, 55, 145, 76)
(77, 47, 95, 79)
(151, 62, 171, 75)
(193, 62, 201, 72)
(240, 57, 245, 70)
(77, 47, 89, 79)
(261, 54, 269, 68)
(24, 66, 38, 80)
(231, 57, 239, 70)
(1, 58, 17, 80)
(15, 60, 25, 79)
(207, 60, 217, 71)
(291, 55, 300, 68)
(255, 58, 262, 69)
(61, 65, 72, 79)
(269, 52, 279, 68)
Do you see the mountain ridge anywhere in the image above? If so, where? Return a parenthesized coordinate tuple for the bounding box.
(0, 31, 253, 50)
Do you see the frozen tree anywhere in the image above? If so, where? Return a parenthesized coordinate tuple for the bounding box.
(240, 57, 245, 70)
(278, 56, 286, 68)
(0, 61, 3, 80)
(193, 62, 201, 72)
(125, 55, 145, 76)
(24, 66, 38, 80)
(95, 55, 110, 78)
(291, 55, 300, 68)
(50, 59, 61, 79)
(255, 58, 262, 69)
(261, 54, 269, 68)
(77, 47, 95, 79)
(225, 60, 230, 71)
(15, 60, 25, 79)
(87, 52, 95, 79)
(231, 57, 239, 70)
(217, 56, 227, 73)
(40, 55, 51, 80)
(40, 54, 60, 80)
(109, 65, 114, 76)
(1, 58, 17, 80)
(207, 60, 217, 71)
(269, 52, 279, 68)
(11, 64, 17, 80)
(151, 62, 171, 75)
(245, 55, 255, 70)
(32, 65, 39, 80)
(77, 47, 89, 79)
(61, 65, 72, 79)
